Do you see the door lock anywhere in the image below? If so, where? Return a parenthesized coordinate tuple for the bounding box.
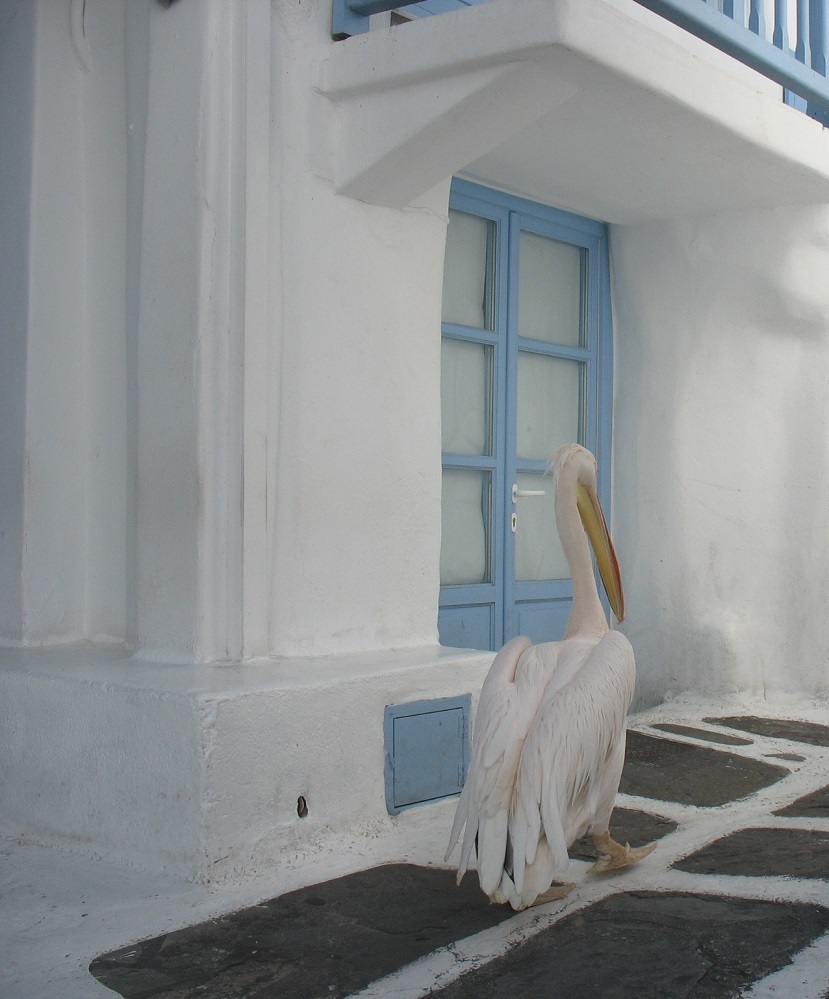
(511, 512, 517, 533)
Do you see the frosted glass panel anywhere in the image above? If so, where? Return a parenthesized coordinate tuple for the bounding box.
(440, 468, 492, 584)
(440, 469, 491, 585)
(441, 338, 491, 455)
(442, 211, 494, 329)
(517, 353, 583, 461)
(519, 232, 584, 347)
(514, 472, 568, 581)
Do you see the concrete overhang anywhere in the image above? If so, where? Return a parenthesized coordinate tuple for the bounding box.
(320, 0, 829, 222)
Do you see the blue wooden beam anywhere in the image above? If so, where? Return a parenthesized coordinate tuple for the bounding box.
(812, 0, 829, 74)
(332, 0, 422, 37)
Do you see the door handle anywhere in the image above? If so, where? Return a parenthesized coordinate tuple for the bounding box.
(512, 483, 546, 503)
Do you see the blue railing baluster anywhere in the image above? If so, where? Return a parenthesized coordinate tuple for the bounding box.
(748, 0, 765, 35)
(796, 0, 812, 63)
(812, 0, 829, 73)
(724, 0, 746, 26)
(634, 0, 829, 116)
(773, 0, 788, 48)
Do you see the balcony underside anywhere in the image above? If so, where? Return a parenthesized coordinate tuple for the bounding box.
(321, 0, 829, 220)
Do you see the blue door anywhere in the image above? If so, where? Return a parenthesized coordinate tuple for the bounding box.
(438, 180, 613, 652)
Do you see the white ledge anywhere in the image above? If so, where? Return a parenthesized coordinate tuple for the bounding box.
(0, 641, 491, 695)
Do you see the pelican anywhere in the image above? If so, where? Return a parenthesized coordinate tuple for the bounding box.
(445, 443, 654, 910)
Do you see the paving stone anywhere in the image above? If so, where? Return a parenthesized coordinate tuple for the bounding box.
(431, 891, 829, 999)
(89, 865, 514, 999)
(650, 722, 753, 746)
(703, 716, 829, 746)
(570, 807, 678, 861)
(775, 785, 829, 819)
(620, 731, 788, 806)
(673, 827, 829, 879)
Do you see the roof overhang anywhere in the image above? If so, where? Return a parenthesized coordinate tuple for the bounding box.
(319, 0, 829, 222)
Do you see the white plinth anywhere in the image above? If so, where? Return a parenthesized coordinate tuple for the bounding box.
(0, 644, 492, 883)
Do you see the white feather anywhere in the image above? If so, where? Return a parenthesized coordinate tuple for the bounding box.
(445, 445, 637, 910)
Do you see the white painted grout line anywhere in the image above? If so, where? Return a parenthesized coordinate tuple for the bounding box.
(347, 876, 621, 998)
(741, 930, 829, 999)
(346, 704, 829, 998)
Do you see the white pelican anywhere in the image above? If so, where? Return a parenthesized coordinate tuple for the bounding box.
(445, 443, 654, 910)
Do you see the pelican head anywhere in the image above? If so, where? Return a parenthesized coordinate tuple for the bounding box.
(550, 444, 625, 622)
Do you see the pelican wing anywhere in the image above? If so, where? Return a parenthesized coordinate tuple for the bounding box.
(510, 630, 635, 898)
(445, 635, 557, 893)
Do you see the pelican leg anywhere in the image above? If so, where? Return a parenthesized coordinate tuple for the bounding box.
(589, 832, 656, 874)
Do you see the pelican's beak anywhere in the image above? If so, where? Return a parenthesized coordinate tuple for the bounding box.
(576, 481, 625, 622)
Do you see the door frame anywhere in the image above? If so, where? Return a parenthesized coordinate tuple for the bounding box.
(438, 179, 615, 651)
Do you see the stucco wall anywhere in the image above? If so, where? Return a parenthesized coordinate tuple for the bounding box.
(0, 0, 449, 660)
(6, 0, 829, 695)
(267, 175, 448, 655)
(0, 0, 128, 646)
(612, 207, 829, 705)
(0, 1, 34, 641)
(7, 0, 829, 884)
(211, 0, 450, 659)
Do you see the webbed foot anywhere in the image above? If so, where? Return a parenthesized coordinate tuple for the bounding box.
(530, 882, 577, 906)
(590, 833, 656, 874)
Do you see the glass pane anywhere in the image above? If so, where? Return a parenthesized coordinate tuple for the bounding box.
(518, 231, 585, 347)
(514, 472, 568, 581)
(442, 210, 494, 329)
(440, 469, 491, 585)
(441, 338, 491, 455)
(517, 353, 583, 461)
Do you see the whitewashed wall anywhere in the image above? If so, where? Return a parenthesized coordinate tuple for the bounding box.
(612, 208, 829, 705)
(0, 0, 128, 646)
(239, 0, 451, 658)
(0, 0, 449, 660)
(0, 1, 33, 640)
(7, 0, 829, 881)
(4, 0, 829, 697)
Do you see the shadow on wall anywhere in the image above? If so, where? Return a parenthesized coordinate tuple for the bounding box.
(612, 205, 829, 707)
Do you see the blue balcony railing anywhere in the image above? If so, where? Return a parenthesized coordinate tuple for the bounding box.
(332, 0, 829, 123)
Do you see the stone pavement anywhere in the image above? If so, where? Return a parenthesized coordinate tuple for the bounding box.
(86, 710, 829, 999)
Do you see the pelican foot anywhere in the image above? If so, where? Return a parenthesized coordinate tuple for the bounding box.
(530, 882, 577, 906)
(589, 834, 656, 874)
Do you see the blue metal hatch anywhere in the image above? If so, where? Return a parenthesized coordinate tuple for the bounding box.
(384, 695, 471, 815)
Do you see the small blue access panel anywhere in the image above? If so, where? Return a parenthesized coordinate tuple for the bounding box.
(384, 695, 471, 815)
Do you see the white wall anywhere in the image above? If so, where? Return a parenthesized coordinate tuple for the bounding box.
(265, 173, 449, 655)
(612, 206, 829, 705)
(0, 0, 128, 646)
(0, 1, 34, 641)
(131, 0, 246, 662)
(124, 0, 449, 660)
(253, 0, 450, 657)
(7, 0, 829, 884)
(7, 0, 829, 694)
(0, 0, 448, 661)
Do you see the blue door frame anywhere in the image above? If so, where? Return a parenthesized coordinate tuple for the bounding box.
(438, 180, 614, 652)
